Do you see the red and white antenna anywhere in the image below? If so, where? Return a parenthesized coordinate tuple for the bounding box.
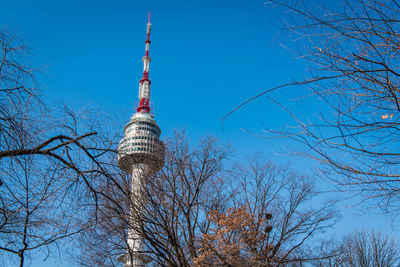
(137, 11, 152, 113)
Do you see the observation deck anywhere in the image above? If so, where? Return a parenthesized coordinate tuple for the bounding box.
(118, 112, 165, 174)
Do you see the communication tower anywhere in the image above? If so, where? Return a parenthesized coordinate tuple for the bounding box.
(117, 12, 165, 267)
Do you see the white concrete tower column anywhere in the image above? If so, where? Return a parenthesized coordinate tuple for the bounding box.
(117, 166, 152, 267)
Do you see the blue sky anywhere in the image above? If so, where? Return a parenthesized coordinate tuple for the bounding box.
(1, 0, 398, 266)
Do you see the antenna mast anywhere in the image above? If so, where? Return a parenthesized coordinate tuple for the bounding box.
(137, 11, 152, 113)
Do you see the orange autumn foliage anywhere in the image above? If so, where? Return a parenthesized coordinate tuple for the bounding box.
(195, 206, 270, 266)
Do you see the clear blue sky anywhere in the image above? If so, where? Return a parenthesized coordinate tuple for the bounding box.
(1, 0, 397, 266)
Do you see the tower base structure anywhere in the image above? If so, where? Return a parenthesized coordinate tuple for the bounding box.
(117, 252, 152, 267)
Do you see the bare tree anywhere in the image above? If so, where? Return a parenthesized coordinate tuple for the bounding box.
(135, 133, 229, 266)
(0, 147, 92, 266)
(315, 230, 400, 267)
(0, 29, 119, 266)
(196, 157, 338, 266)
(77, 154, 132, 267)
(341, 231, 400, 267)
(226, 0, 400, 213)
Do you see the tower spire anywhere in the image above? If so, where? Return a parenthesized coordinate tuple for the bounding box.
(137, 11, 152, 113)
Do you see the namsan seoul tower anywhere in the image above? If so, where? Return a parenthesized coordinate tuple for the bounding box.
(117, 12, 165, 267)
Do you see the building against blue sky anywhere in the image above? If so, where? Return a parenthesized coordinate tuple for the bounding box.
(1, 0, 398, 266)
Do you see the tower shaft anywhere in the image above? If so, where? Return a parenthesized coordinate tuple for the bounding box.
(120, 164, 152, 267)
(127, 164, 147, 254)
